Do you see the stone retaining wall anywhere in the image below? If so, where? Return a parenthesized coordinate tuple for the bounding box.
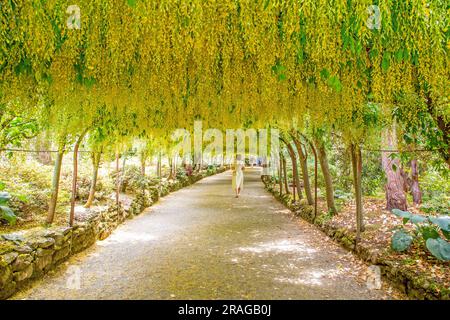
(0, 167, 226, 299)
(262, 178, 449, 300)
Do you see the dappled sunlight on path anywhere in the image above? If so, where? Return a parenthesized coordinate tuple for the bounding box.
(13, 168, 398, 300)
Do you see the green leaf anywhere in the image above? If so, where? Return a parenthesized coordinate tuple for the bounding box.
(429, 216, 450, 232)
(382, 52, 391, 71)
(403, 133, 413, 144)
(0, 206, 17, 226)
(16, 194, 28, 203)
(127, 0, 137, 7)
(394, 49, 403, 62)
(42, 72, 53, 85)
(356, 80, 363, 89)
(356, 41, 362, 55)
(442, 230, 450, 241)
(392, 208, 411, 219)
(426, 238, 450, 261)
(320, 68, 330, 80)
(369, 48, 378, 60)
(403, 48, 410, 61)
(409, 214, 427, 224)
(388, 152, 400, 160)
(14, 58, 32, 75)
(84, 76, 96, 88)
(391, 229, 413, 252)
(392, 210, 427, 226)
(0, 191, 11, 205)
(418, 225, 440, 241)
(327, 76, 342, 92)
(296, 49, 304, 64)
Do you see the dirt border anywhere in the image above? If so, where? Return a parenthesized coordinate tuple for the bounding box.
(0, 167, 227, 299)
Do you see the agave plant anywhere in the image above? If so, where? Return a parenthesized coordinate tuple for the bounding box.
(391, 209, 450, 261)
(0, 191, 17, 226)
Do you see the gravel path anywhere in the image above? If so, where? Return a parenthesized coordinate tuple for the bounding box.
(13, 168, 398, 300)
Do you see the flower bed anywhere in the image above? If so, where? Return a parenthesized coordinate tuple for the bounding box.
(262, 178, 449, 300)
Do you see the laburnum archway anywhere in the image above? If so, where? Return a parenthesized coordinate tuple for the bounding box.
(0, 0, 448, 233)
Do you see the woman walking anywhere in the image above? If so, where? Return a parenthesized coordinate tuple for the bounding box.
(232, 154, 245, 198)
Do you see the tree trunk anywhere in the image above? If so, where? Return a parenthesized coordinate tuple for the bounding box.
(120, 152, 127, 192)
(356, 146, 364, 233)
(115, 152, 120, 206)
(351, 143, 364, 239)
(157, 151, 162, 178)
(313, 137, 337, 214)
(174, 155, 178, 177)
(410, 159, 422, 205)
(46, 147, 64, 224)
(282, 154, 289, 194)
(69, 130, 87, 226)
(310, 140, 318, 220)
(168, 156, 174, 179)
(381, 125, 408, 211)
(84, 151, 101, 208)
(400, 166, 411, 193)
(281, 137, 302, 200)
(140, 153, 146, 176)
(278, 152, 283, 195)
(291, 135, 313, 205)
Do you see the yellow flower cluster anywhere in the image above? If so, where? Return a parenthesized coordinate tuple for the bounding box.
(0, 0, 448, 147)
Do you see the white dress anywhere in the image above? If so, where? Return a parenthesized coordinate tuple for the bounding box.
(233, 161, 244, 191)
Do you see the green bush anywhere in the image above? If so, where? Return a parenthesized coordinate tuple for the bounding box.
(0, 191, 16, 225)
(334, 189, 353, 201)
(0, 160, 53, 217)
(111, 165, 159, 193)
(73, 170, 113, 202)
(361, 151, 384, 196)
(420, 198, 450, 215)
(176, 167, 189, 185)
(206, 165, 217, 176)
(420, 170, 450, 215)
(421, 170, 450, 199)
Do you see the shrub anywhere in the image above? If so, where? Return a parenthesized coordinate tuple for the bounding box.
(0, 191, 16, 225)
(390, 209, 450, 261)
(0, 160, 53, 217)
(111, 165, 159, 193)
(334, 189, 353, 201)
(420, 170, 450, 215)
(420, 198, 450, 215)
(206, 165, 217, 176)
(74, 171, 113, 202)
